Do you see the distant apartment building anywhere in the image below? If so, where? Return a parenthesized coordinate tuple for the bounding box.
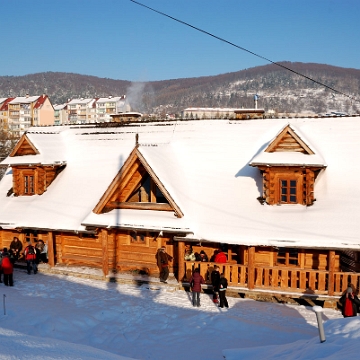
(53, 104, 68, 125)
(3, 95, 54, 135)
(95, 96, 127, 122)
(0, 97, 15, 131)
(66, 98, 96, 124)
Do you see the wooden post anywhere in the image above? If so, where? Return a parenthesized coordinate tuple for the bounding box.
(178, 241, 185, 282)
(328, 250, 335, 296)
(248, 246, 255, 290)
(101, 229, 109, 277)
(47, 231, 55, 267)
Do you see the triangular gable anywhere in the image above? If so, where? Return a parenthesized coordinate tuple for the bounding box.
(265, 125, 314, 154)
(9, 134, 39, 157)
(93, 147, 184, 218)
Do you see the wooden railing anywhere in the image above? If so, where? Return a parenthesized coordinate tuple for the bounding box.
(182, 261, 360, 296)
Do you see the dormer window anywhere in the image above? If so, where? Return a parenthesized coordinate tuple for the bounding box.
(24, 173, 35, 195)
(280, 179, 297, 204)
(12, 165, 65, 196)
(250, 125, 327, 206)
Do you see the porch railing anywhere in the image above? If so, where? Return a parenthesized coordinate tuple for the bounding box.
(183, 261, 360, 296)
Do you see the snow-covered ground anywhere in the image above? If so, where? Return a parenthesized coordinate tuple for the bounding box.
(0, 268, 358, 360)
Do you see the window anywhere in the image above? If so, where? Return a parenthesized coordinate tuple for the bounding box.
(280, 179, 297, 203)
(25, 230, 38, 243)
(276, 248, 298, 266)
(130, 231, 146, 244)
(24, 174, 35, 195)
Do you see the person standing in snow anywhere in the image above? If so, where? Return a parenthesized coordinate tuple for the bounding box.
(24, 240, 38, 275)
(156, 246, 173, 283)
(189, 268, 205, 307)
(219, 273, 229, 308)
(211, 265, 221, 303)
(35, 239, 48, 263)
(340, 286, 360, 317)
(1, 251, 14, 286)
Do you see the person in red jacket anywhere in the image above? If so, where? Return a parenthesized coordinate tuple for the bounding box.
(24, 240, 38, 275)
(189, 268, 205, 307)
(214, 250, 227, 263)
(1, 252, 14, 286)
(340, 287, 360, 317)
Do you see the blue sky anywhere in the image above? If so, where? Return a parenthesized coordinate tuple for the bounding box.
(0, 0, 359, 81)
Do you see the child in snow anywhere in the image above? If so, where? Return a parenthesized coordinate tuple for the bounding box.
(189, 268, 205, 307)
(219, 273, 229, 308)
(211, 265, 221, 303)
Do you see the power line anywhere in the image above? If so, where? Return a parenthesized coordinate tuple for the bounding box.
(130, 0, 358, 103)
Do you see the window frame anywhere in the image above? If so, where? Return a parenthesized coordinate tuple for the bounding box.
(276, 247, 299, 267)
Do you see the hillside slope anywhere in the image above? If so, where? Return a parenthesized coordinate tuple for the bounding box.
(0, 62, 359, 114)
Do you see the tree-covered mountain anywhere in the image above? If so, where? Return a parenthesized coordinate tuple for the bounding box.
(1, 62, 359, 115)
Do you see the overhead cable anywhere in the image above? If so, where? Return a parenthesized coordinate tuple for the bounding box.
(130, 0, 358, 103)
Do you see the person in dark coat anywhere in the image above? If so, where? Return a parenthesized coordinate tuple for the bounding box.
(156, 246, 173, 283)
(9, 237, 23, 262)
(340, 286, 360, 317)
(1, 253, 14, 286)
(218, 273, 229, 308)
(211, 265, 221, 303)
(189, 268, 205, 307)
(195, 250, 209, 262)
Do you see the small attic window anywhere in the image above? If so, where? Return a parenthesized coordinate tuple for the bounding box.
(280, 179, 297, 204)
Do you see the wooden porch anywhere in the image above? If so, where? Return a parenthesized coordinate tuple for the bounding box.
(181, 261, 360, 297)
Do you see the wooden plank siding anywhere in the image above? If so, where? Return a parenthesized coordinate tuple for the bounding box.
(0, 228, 359, 297)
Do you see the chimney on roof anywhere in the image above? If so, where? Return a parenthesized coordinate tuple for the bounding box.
(135, 133, 139, 148)
(26, 93, 29, 98)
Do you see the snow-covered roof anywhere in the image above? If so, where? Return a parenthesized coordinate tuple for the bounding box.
(1, 117, 360, 250)
(67, 98, 94, 105)
(9, 96, 40, 104)
(96, 96, 124, 103)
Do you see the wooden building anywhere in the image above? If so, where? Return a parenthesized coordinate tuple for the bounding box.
(0, 118, 360, 299)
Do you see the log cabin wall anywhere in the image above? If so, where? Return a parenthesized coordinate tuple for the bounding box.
(112, 230, 174, 276)
(55, 232, 103, 268)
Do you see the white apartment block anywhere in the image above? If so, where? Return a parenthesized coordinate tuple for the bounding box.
(95, 96, 127, 122)
(53, 104, 68, 125)
(66, 98, 96, 124)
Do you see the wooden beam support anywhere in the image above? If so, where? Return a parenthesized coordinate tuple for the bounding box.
(248, 246, 255, 290)
(47, 231, 55, 267)
(178, 241, 185, 282)
(108, 202, 172, 211)
(101, 229, 109, 276)
(328, 250, 335, 296)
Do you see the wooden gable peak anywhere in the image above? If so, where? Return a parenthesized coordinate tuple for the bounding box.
(10, 134, 39, 157)
(93, 148, 184, 218)
(265, 125, 314, 154)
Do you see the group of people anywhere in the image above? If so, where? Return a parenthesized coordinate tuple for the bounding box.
(189, 265, 229, 308)
(184, 247, 227, 263)
(0, 237, 49, 285)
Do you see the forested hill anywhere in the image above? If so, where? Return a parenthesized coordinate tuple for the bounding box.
(1, 62, 359, 115)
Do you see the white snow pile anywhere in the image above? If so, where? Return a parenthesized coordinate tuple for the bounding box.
(0, 269, 358, 359)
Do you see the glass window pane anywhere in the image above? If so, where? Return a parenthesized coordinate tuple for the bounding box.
(281, 188, 287, 195)
(281, 180, 287, 187)
(290, 188, 296, 194)
(290, 180, 297, 187)
(290, 195, 296, 202)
